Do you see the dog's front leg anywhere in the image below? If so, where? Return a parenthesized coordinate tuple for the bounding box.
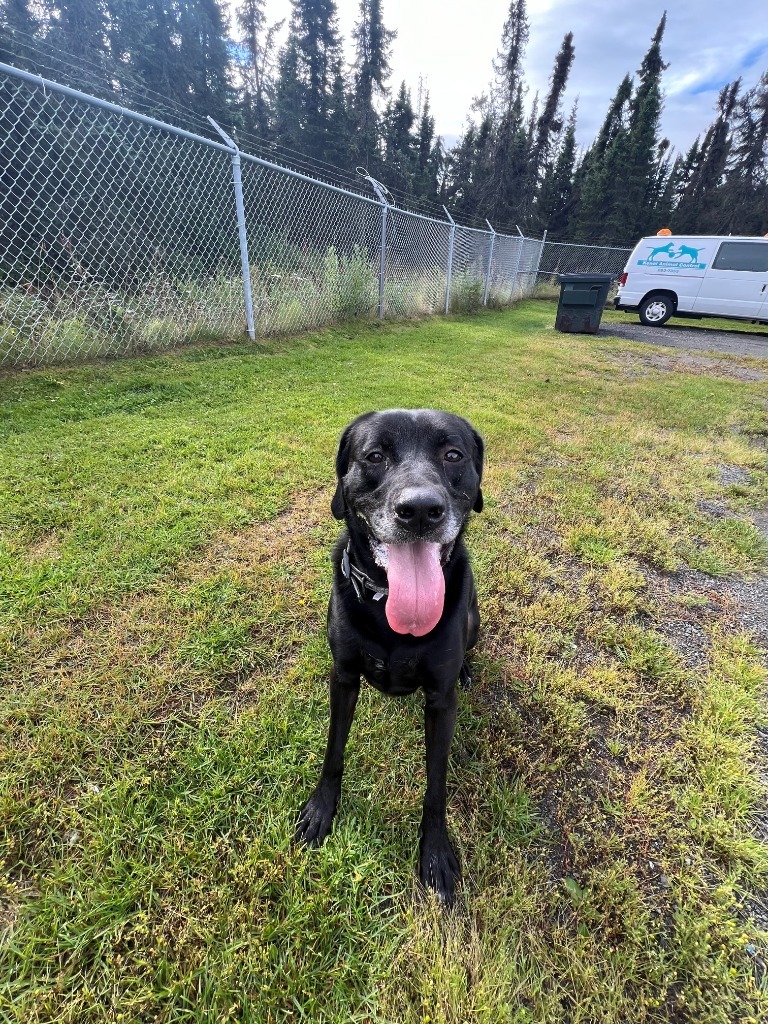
(296, 666, 360, 846)
(419, 686, 460, 904)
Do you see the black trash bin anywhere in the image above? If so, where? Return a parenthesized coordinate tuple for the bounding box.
(555, 273, 613, 334)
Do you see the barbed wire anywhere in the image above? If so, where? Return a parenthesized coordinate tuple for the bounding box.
(1, 31, 445, 212)
(0, 28, 537, 230)
(1, 31, 377, 197)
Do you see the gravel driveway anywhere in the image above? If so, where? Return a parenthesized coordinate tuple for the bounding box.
(601, 318, 768, 359)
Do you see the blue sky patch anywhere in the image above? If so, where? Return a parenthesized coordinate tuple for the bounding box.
(687, 39, 768, 95)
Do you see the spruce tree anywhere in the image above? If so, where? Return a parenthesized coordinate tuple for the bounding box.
(43, 0, 108, 60)
(597, 123, 634, 243)
(273, 37, 304, 153)
(650, 141, 676, 229)
(275, 0, 346, 163)
(444, 112, 493, 218)
(622, 13, 669, 238)
(414, 92, 441, 203)
(672, 137, 701, 214)
(530, 32, 575, 190)
(719, 72, 768, 234)
(236, 0, 283, 139)
(381, 80, 417, 194)
(323, 66, 354, 167)
(586, 74, 633, 166)
(177, 0, 232, 122)
(571, 15, 669, 244)
(674, 80, 739, 232)
(108, 0, 186, 109)
(572, 76, 632, 242)
(536, 101, 578, 238)
(480, 0, 530, 225)
(351, 0, 395, 167)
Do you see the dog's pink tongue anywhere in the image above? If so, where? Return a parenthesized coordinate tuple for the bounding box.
(384, 542, 445, 636)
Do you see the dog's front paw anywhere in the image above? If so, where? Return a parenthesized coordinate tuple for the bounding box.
(296, 786, 338, 847)
(419, 830, 461, 905)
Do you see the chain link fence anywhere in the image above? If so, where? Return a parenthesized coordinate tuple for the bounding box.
(1, 68, 246, 365)
(536, 240, 632, 284)
(0, 60, 634, 369)
(0, 61, 555, 369)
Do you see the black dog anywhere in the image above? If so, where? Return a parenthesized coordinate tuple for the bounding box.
(296, 409, 484, 903)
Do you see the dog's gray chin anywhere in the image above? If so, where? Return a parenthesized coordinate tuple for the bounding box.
(370, 538, 455, 570)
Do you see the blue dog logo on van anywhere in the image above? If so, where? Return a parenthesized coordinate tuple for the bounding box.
(647, 242, 676, 260)
(676, 244, 703, 262)
(638, 242, 707, 270)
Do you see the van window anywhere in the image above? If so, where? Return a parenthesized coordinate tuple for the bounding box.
(712, 241, 768, 273)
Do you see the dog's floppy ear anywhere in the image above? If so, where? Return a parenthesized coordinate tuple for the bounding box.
(331, 414, 375, 520)
(471, 427, 485, 513)
(331, 424, 353, 520)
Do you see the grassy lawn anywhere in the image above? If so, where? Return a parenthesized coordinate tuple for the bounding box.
(1, 299, 768, 1022)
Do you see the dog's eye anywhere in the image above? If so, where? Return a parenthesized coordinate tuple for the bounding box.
(444, 450, 463, 462)
(366, 451, 384, 463)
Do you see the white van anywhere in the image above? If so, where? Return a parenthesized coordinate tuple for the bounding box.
(614, 235, 768, 326)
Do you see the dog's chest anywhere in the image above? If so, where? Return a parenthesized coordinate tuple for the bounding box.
(361, 647, 422, 696)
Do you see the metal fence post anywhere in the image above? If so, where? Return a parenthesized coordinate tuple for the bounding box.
(443, 206, 456, 315)
(535, 229, 547, 286)
(483, 219, 496, 307)
(505, 229, 522, 304)
(208, 117, 255, 340)
(378, 203, 388, 319)
(363, 174, 390, 320)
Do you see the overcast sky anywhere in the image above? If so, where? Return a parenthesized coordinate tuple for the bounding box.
(258, 0, 768, 159)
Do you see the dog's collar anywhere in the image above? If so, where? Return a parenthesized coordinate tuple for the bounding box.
(341, 542, 388, 603)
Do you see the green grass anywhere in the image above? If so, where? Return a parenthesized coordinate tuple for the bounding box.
(1, 300, 768, 1022)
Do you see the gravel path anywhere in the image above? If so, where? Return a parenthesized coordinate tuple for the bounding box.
(601, 318, 768, 360)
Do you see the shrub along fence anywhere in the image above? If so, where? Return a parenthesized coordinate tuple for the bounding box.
(0, 61, 632, 368)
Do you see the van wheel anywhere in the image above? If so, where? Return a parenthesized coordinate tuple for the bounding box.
(639, 294, 674, 326)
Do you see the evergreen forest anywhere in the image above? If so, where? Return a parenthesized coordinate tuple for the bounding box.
(1, 0, 768, 244)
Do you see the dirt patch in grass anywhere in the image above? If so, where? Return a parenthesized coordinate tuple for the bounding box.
(25, 532, 61, 562)
(644, 571, 766, 664)
(470, 457, 768, 1004)
(647, 508, 768, 656)
(718, 464, 754, 487)
(608, 350, 768, 383)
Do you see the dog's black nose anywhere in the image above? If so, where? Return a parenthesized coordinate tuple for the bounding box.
(394, 487, 446, 532)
